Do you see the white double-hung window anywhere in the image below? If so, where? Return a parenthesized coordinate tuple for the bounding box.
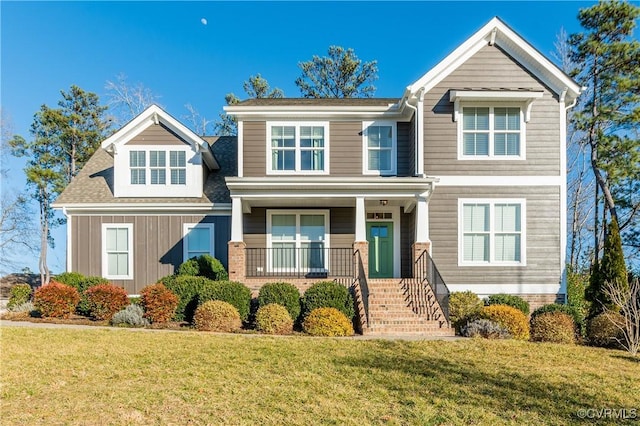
(102, 224, 133, 280)
(363, 121, 397, 175)
(461, 106, 523, 158)
(268, 122, 328, 173)
(459, 199, 526, 266)
(267, 210, 329, 272)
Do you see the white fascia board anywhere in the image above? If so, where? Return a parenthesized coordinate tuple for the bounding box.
(226, 176, 438, 191)
(52, 202, 231, 213)
(407, 17, 581, 99)
(224, 105, 409, 121)
(436, 175, 562, 186)
(100, 105, 213, 166)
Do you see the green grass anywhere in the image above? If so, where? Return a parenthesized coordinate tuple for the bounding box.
(2, 327, 639, 425)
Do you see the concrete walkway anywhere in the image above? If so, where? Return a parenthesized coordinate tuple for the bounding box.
(1, 319, 464, 341)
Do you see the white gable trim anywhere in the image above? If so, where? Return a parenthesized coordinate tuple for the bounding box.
(406, 17, 582, 102)
(100, 104, 218, 169)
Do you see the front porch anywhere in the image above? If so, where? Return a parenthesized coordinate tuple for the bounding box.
(224, 176, 453, 335)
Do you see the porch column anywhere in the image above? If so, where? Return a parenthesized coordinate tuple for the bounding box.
(354, 196, 368, 279)
(228, 196, 246, 282)
(413, 196, 431, 277)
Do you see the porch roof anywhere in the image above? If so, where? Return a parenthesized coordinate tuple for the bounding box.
(225, 176, 438, 212)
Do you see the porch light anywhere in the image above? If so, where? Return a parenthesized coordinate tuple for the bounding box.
(379, 200, 388, 206)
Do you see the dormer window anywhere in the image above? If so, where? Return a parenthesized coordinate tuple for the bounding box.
(128, 149, 188, 187)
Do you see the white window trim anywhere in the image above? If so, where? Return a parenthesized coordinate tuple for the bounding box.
(183, 223, 215, 262)
(266, 210, 330, 273)
(456, 103, 527, 160)
(458, 198, 527, 267)
(101, 223, 134, 280)
(362, 120, 397, 176)
(266, 121, 330, 175)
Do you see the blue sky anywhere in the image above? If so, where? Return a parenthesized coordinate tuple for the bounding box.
(0, 1, 607, 273)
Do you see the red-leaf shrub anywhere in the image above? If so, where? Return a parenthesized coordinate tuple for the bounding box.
(33, 281, 80, 318)
(85, 284, 129, 320)
(140, 283, 179, 323)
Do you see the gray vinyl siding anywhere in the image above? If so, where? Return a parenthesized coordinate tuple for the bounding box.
(397, 122, 411, 177)
(125, 123, 190, 146)
(429, 186, 561, 287)
(243, 121, 267, 177)
(423, 44, 561, 176)
(243, 207, 355, 249)
(330, 122, 362, 176)
(71, 215, 231, 294)
(243, 120, 412, 177)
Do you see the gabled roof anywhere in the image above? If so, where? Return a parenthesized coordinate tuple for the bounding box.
(405, 17, 582, 101)
(101, 104, 218, 170)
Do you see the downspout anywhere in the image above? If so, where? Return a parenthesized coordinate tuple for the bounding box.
(403, 98, 418, 176)
(416, 89, 425, 177)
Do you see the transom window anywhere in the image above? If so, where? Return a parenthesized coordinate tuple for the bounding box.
(460, 106, 524, 159)
(267, 211, 329, 272)
(183, 223, 215, 261)
(128, 149, 188, 185)
(102, 224, 133, 280)
(459, 199, 526, 265)
(268, 122, 328, 173)
(363, 121, 397, 175)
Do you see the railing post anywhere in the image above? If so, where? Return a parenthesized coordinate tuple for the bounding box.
(228, 241, 246, 282)
(411, 242, 431, 279)
(353, 241, 368, 281)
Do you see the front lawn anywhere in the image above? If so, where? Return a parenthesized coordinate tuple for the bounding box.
(1, 327, 638, 425)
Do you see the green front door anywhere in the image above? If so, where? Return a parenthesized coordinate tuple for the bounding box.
(367, 222, 393, 278)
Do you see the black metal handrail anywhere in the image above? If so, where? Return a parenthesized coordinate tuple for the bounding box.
(415, 250, 450, 321)
(246, 247, 354, 278)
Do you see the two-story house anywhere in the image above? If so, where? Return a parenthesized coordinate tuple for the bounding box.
(54, 17, 581, 335)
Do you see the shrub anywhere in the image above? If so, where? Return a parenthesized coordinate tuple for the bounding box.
(140, 283, 179, 324)
(7, 301, 35, 314)
(55, 272, 110, 316)
(257, 282, 301, 322)
(530, 312, 576, 344)
(461, 319, 511, 339)
(161, 275, 215, 322)
(531, 304, 583, 338)
(303, 307, 354, 337)
(7, 284, 32, 309)
(587, 312, 626, 349)
(176, 255, 228, 281)
(111, 304, 149, 328)
(480, 305, 530, 340)
(301, 281, 354, 320)
(84, 284, 129, 321)
(33, 281, 80, 318)
(485, 293, 530, 315)
(197, 281, 252, 322)
(193, 300, 242, 332)
(255, 304, 294, 335)
(449, 291, 483, 333)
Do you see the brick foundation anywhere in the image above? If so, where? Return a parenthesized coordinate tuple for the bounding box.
(518, 293, 566, 312)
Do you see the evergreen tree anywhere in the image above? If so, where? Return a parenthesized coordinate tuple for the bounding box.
(588, 217, 629, 315)
(295, 46, 378, 98)
(569, 0, 640, 264)
(9, 85, 109, 284)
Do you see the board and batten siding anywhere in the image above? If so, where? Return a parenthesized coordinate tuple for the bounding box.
(423, 44, 561, 176)
(429, 186, 561, 290)
(71, 215, 230, 294)
(242, 120, 413, 177)
(125, 123, 190, 146)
